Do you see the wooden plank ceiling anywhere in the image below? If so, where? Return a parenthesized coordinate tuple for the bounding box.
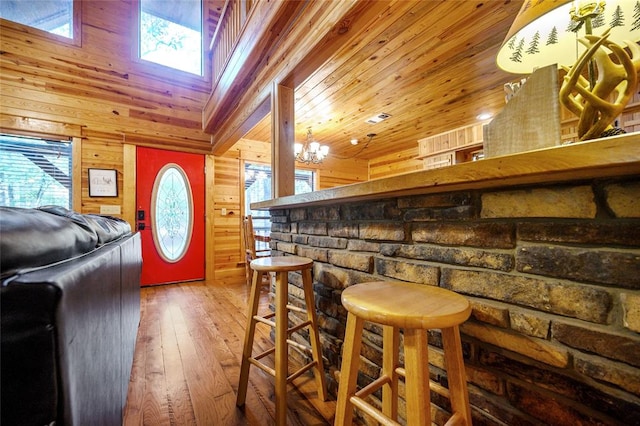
(238, 0, 523, 161)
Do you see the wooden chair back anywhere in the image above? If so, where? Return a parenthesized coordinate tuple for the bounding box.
(243, 215, 257, 259)
(242, 215, 270, 285)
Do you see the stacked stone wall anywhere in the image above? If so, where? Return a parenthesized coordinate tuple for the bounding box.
(268, 177, 640, 425)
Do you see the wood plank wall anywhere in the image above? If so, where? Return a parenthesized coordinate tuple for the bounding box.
(369, 146, 423, 181)
(82, 134, 125, 213)
(0, 0, 215, 219)
(1, 0, 381, 281)
(1, 0, 220, 279)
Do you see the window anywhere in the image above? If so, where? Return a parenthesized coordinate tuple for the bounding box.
(139, 0, 203, 75)
(0, 134, 72, 208)
(151, 164, 193, 262)
(244, 163, 314, 236)
(0, 0, 74, 39)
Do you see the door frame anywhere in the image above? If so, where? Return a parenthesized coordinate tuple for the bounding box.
(123, 145, 216, 281)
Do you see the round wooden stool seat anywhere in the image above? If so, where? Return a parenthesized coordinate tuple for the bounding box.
(335, 281, 472, 426)
(341, 281, 471, 330)
(250, 255, 313, 272)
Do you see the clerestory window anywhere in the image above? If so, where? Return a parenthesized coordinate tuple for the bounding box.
(139, 0, 203, 75)
(0, 0, 75, 39)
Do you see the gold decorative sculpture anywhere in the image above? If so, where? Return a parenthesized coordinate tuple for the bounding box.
(560, 29, 640, 140)
(496, 0, 640, 141)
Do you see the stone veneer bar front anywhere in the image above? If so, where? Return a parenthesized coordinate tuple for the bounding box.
(253, 134, 640, 425)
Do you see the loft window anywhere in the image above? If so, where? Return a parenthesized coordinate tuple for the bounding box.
(139, 0, 203, 75)
(0, 134, 72, 209)
(0, 0, 74, 38)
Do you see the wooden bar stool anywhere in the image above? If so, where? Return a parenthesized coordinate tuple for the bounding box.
(334, 281, 472, 426)
(236, 255, 328, 425)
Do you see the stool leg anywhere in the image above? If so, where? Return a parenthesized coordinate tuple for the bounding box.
(382, 325, 399, 420)
(301, 268, 328, 401)
(237, 269, 264, 407)
(441, 325, 471, 425)
(274, 270, 289, 426)
(403, 329, 430, 426)
(334, 313, 364, 426)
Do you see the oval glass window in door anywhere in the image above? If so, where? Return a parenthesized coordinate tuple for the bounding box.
(150, 164, 194, 262)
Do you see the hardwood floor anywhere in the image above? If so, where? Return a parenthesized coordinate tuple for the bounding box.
(123, 279, 337, 426)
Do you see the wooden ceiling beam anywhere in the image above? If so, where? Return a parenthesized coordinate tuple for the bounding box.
(207, 0, 393, 155)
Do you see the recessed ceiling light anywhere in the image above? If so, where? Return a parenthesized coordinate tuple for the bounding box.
(476, 113, 492, 121)
(350, 138, 359, 145)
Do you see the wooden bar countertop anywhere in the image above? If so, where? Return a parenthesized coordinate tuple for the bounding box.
(252, 133, 640, 210)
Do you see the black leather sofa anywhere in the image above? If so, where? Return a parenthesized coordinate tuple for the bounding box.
(1, 206, 142, 426)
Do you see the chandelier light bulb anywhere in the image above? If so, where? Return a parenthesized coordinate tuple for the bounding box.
(294, 127, 329, 164)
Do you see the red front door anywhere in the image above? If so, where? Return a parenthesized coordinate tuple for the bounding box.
(136, 147, 205, 286)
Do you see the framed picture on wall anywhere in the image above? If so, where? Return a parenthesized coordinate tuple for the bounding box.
(88, 168, 118, 197)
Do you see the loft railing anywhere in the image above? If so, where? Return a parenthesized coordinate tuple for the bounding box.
(209, 0, 254, 86)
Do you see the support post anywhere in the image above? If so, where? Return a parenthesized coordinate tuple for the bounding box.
(271, 82, 295, 198)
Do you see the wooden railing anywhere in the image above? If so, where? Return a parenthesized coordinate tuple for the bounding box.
(209, 0, 254, 86)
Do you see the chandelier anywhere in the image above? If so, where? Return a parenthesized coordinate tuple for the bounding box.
(294, 128, 329, 164)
